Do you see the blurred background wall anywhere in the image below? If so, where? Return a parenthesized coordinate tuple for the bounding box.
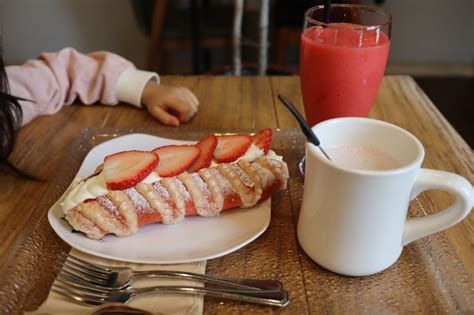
(0, 0, 149, 67)
(1, 0, 472, 76)
(362, 0, 473, 76)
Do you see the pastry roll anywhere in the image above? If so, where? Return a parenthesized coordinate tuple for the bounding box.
(65, 157, 288, 240)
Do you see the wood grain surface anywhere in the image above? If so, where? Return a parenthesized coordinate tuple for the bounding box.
(0, 76, 472, 313)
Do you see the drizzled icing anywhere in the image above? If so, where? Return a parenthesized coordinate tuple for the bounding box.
(160, 177, 188, 223)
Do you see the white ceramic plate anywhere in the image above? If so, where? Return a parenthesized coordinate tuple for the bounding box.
(48, 133, 271, 264)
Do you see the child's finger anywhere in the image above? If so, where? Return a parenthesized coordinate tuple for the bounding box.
(169, 97, 195, 122)
(176, 88, 198, 113)
(183, 93, 198, 114)
(186, 90, 199, 107)
(147, 105, 180, 126)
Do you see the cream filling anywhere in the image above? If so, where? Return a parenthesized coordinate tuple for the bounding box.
(61, 171, 160, 214)
(62, 144, 282, 214)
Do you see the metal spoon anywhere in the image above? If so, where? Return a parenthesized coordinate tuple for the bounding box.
(277, 95, 331, 160)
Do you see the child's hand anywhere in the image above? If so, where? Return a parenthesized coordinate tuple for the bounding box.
(141, 82, 199, 126)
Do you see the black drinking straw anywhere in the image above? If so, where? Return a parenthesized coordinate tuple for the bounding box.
(323, 0, 331, 24)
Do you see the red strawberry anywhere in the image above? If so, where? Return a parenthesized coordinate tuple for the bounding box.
(103, 150, 159, 190)
(187, 134, 218, 172)
(153, 145, 200, 177)
(251, 129, 272, 154)
(213, 135, 251, 163)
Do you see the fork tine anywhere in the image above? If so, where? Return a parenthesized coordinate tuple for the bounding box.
(53, 282, 109, 305)
(57, 252, 111, 274)
(52, 287, 104, 306)
(60, 266, 110, 286)
(63, 258, 110, 280)
(65, 256, 110, 277)
(62, 263, 109, 283)
(55, 253, 110, 281)
(56, 274, 112, 294)
(66, 254, 112, 274)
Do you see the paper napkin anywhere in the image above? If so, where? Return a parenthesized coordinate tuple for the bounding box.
(32, 249, 206, 315)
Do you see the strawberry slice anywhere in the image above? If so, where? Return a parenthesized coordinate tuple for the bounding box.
(251, 129, 272, 154)
(103, 150, 159, 190)
(187, 134, 218, 172)
(213, 135, 251, 163)
(153, 145, 200, 177)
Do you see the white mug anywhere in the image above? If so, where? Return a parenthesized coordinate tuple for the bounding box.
(297, 118, 473, 276)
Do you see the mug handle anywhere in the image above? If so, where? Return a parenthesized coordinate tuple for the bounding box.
(402, 169, 473, 246)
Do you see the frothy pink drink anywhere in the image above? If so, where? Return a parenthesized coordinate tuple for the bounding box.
(326, 144, 402, 171)
(300, 23, 390, 125)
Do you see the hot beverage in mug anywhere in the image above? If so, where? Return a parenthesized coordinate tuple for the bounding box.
(297, 118, 473, 276)
(325, 144, 402, 171)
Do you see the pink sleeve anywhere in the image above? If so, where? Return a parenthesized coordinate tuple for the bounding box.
(6, 47, 135, 126)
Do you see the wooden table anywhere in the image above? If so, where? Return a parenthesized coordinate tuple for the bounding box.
(0, 76, 472, 313)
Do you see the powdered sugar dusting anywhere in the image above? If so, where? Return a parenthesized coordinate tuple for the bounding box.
(253, 162, 275, 188)
(199, 168, 224, 212)
(161, 178, 188, 219)
(258, 157, 287, 185)
(192, 173, 213, 201)
(176, 179, 191, 202)
(230, 163, 254, 188)
(178, 173, 205, 212)
(136, 183, 174, 224)
(266, 159, 284, 181)
(103, 191, 138, 236)
(97, 195, 120, 218)
(218, 163, 257, 207)
(238, 160, 263, 199)
(209, 168, 234, 197)
(153, 182, 171, 199)
(123, 187, 152, 215)
(152, 181, 183, 223)
(191, 173, 220, 217)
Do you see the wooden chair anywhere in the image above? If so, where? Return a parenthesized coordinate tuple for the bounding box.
(143, 0, 233, 74)
(272, 0, 361, 72)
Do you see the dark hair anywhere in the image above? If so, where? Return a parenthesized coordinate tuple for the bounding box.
(0, 48, 38, 179)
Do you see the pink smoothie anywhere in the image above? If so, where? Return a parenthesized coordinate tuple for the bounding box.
(300, 24, 390, 126)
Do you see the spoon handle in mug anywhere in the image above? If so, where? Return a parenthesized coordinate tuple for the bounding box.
(277, 95, 332, 160)
(277, 95, 320, 146)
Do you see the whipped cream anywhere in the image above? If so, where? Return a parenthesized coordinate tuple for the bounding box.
(61, 174, 109, 212)
(61, 144, 282, 214)
(141, 171, 161, 184)
(239, 144, 264, 162)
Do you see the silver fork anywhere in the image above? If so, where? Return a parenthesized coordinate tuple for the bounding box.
(53, 275, 290, 307)
(56, 254, 282, 291)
